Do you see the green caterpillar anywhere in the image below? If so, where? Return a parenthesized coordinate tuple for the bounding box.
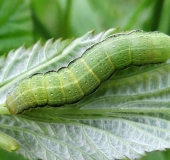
(6, 30, 170, 115)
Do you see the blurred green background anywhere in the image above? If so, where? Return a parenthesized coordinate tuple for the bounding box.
(0, 0, 170, 159)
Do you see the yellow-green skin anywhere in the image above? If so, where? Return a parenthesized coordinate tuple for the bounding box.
(0, 131, 19, 151)
(6, 30, 170, 114)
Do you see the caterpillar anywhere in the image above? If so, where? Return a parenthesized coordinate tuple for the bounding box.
(6, 30, 170, 115)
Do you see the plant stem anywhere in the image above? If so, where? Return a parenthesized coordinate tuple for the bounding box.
(150, 0, 164, 31)
(62, 0, 72, 38)
(0, 103, 10, 115)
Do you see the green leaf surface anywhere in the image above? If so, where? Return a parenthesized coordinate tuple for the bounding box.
(0, 0, 33, 55)
(1, 29, 170, 159)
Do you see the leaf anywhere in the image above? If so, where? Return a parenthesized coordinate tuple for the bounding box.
(0, 28, 117, 106)
(0, 130, 19, 152)
(1, 29, 170, 159)
(0, 0, 33, 55)
(158, 0, 170, 34)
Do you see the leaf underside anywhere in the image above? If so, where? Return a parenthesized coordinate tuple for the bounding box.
(1, 29, 170, 160)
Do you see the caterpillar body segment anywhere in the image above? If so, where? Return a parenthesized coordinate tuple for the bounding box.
(6, 30, 170, 114)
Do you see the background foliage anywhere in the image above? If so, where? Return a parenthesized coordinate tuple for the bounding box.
(0, 0, 170, 159)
